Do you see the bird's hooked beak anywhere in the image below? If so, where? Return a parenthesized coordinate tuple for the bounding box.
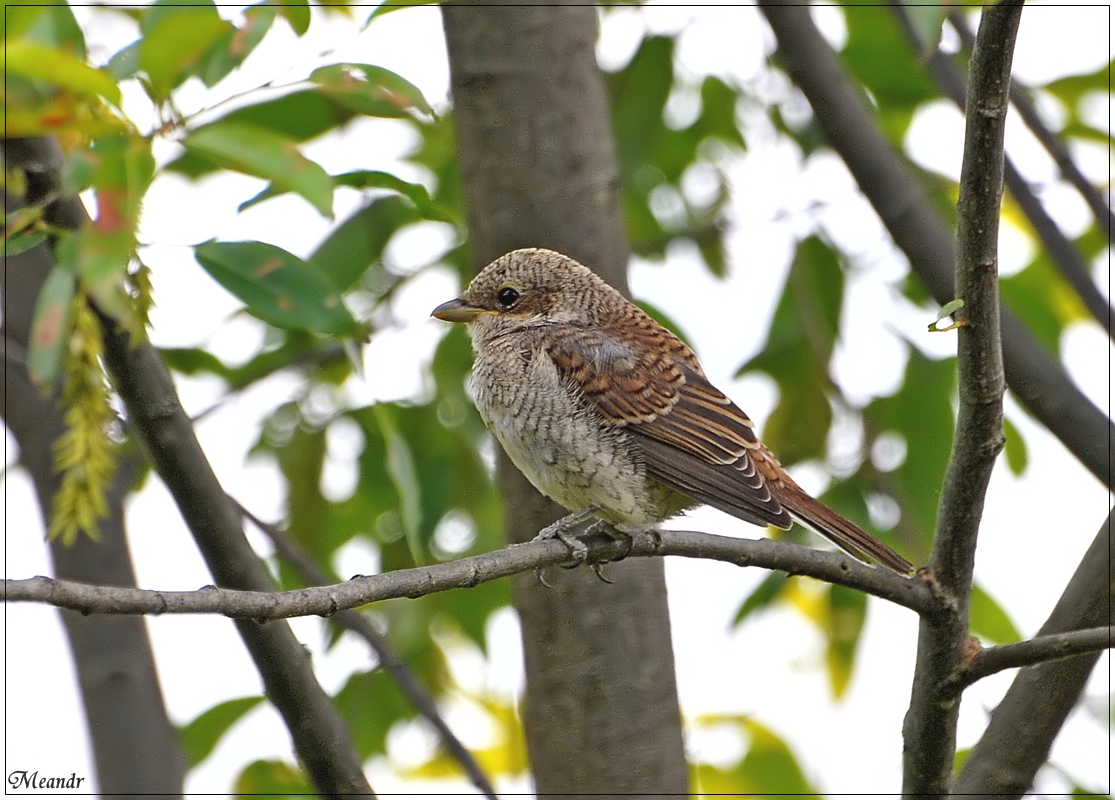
(431, 297, 484, 323)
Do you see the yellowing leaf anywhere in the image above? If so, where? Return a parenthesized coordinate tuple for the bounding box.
(6, 41, 121, 106)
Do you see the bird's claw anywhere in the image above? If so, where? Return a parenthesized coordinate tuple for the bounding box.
(533, 566, 554, 588)
(591, 562, 614, 584)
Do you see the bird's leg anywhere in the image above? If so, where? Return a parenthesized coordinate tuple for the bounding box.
(532, 506, 599, 568)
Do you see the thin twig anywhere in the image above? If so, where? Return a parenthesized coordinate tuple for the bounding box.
(3, 528, 937, 618)
(233, 500, 498, 800)
(952, 626, 1112, 691)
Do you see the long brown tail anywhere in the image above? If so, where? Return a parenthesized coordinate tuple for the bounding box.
(781, 489, 914, 575)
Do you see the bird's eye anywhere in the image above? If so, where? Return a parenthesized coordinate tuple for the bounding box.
(497, 287, 520, 307)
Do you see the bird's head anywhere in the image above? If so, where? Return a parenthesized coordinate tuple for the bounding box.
(431, 248, 624, 343)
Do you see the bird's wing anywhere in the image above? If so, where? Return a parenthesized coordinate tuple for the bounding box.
(544, 321, 793, 529)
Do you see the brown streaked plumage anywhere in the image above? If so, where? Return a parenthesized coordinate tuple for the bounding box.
(432, 247, 913, 574)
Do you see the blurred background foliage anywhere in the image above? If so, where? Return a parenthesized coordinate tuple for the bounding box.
(7, 0, 1110, 794)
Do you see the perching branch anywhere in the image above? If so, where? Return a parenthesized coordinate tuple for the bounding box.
(953, 626, 1113, 691)
(234, 501, 498, 800)
(902, 4, 1019, 795)
(4, 528, 937, 619)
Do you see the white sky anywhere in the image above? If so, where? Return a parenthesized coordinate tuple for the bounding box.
(4, 2, 1113, 796)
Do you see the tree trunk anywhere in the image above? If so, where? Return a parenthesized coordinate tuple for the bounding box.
(441, 4, 690, 795)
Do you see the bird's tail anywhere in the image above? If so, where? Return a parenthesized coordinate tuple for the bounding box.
(783, 489, 914, 575)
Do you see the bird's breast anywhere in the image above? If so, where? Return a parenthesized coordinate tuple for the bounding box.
(468, 337, 675, 526)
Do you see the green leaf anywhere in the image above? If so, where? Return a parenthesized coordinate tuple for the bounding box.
(1000, 253, 1088, 356)
(27, 264, 77, 390)
(732, 572, 789, 627)
(63, 132, 155, 216)
(900, 1, 947, 58)
(307, 195, 421, 292)
(187, 91, 359, 157)
(276, 425, 332, 576)
(373, 404, 425, 565)
(139, 6, 233, 100)
(160, 347, 234, 380)
(5, 205, 48, 255)
(840, 6, 937, 115)
(334, 170, 456, 222)
(190, 6, 276, 91)
(194, 241, 362, 336)
(333, 669, 414, 758)
(738, 718, 819, 796)
(864, 348, 955, 557)
(233, 759, 313, 797)
(1001, 415, 1028, 476)
(183, 123, 334, 217)
(310, 63, 435, 119)
(737, 236, 843, 464)
(271, 0, 311, 35)
(5, 228, 48, 256)
(7, 3, 86, 56)
(364, 0, 438, 26)
(143, 0, 216, 33)
(106, 40, 142, 82)
(970, 584, 1022, 645)
(6, 41, 121, 107)
(825, 584, 867, 699)
(178, 695, 264, 768)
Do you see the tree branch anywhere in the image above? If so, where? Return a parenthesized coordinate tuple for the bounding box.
(22, 133, 375, 798)
(903, 4, 1019, 795)
(234, 501, 498, 800)
(95, 321, 374, 798)
(953, 626, 1112, 691)
(3, 529, 937, 619)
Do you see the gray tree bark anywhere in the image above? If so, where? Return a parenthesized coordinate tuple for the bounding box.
(441, 4, 690, 795)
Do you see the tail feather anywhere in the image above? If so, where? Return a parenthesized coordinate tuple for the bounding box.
(783, 490, 914, 575)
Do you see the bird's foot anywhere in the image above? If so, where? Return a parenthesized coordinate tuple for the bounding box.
(532, 510, 644, 584)
(581, 521, 643, 583)
(532, 508, 599, 585)
(585, 520, 636, 562)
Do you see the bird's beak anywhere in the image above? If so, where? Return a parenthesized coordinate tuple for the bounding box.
(431, 298, 483, 323)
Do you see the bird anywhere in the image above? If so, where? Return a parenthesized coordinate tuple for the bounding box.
(431, 247, 914, 575)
